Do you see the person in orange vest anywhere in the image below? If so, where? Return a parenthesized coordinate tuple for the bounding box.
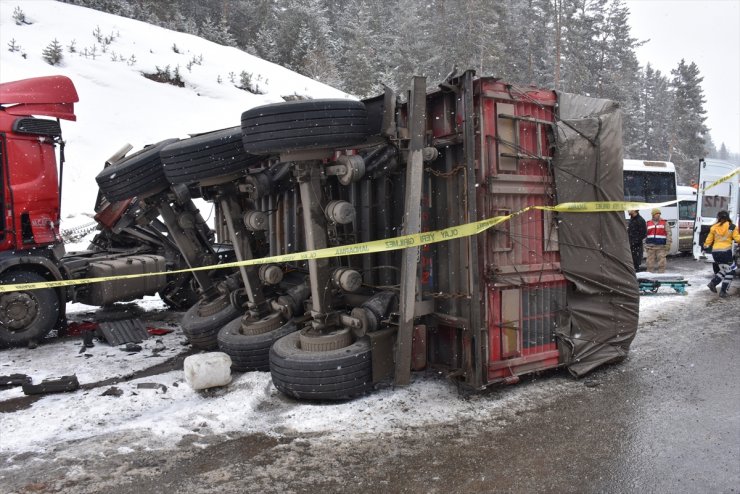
(703, 210, 740, 298)
(644, 208, 671, 273)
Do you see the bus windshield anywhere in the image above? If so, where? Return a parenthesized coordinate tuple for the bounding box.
(624, 171, 677, 203)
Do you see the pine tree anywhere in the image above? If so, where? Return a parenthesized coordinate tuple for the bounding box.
(42, 39, 64, 66)
(718, 143, 729, 160)
(7, 38, 21, 53)
(216, 15, 237, 47)
(199, 16, 218, 43)
(334, 0, 388, 97)
(670, 59, 709, 183)
(635, 64, 673, 160)
(598, 0, 644, 155)
(384, 0, 439, 90)
(521, 0, 556, 88)
(13, 6, 30, 25)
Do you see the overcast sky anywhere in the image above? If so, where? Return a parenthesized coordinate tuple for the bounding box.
(625, 0, 740, 155)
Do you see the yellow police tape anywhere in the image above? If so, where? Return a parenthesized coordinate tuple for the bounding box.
(0, 200, 680, 293)
(700, 167, 740, 194)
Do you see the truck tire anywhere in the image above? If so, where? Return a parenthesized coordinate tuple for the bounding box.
(241, 100, 368, 154)
(0, 271, 60, 347)
(180, 295, 242, 350)
(269, 330, 373, 400)
(95, 139, 178, 202)
(217, 314, 297, 372)
(161, 127, 263, 186)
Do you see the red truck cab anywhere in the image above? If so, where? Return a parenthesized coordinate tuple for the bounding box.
(0, 76, 79, 346)
(0, 75, 78, 251)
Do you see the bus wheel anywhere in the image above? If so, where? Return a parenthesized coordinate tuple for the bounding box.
(0, 271, 59, 347)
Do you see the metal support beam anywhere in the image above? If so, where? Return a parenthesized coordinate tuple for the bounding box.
(461, 70, 484, 388)
(157, 201, 215, 296)
(218, 197, 265, 311)
(294, 161, 333, 322)
(394, 76, 427, 386)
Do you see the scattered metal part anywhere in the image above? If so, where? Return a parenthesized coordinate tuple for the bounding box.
(97, 319, 149, 346)
(120, 342, 143, 353)
(0, 374, 32, 388)
(101, 386, 123, 397)
(22, 375, 80, 395)
(136, 382, 167, 393)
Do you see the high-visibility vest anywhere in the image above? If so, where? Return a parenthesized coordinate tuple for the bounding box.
(646, 220, 668, 245)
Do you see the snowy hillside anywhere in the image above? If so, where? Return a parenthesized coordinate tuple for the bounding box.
(0, 0, 351, 217)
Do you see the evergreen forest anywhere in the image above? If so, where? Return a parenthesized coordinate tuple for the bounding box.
(59, 0, 738, 182)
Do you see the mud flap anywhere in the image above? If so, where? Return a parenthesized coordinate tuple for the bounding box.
(369, 328, 396, 383)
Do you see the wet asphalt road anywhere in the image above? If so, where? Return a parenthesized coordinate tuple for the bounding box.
(4, 257, 740, 493)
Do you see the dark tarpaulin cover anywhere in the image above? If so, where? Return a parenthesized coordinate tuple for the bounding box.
(552, 92, 639, 377)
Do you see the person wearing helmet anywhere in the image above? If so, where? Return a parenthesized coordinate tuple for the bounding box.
(645, 208, 671, 273)
(703, 210, 740, 298)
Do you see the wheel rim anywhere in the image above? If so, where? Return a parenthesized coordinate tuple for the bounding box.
(0, 292, 39, 331)
(240, 311, 285, 335)
(197, 295, 230, 317)
(299, 327, 353, 352)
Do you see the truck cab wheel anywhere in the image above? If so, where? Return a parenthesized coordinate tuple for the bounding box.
(0, 271, 60, 347)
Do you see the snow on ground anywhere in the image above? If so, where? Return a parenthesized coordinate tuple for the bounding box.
(1, 256, 732, 461)
(0, 0, 351, 219)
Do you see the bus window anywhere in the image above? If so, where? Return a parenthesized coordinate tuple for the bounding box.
(623, 171, 677, 203)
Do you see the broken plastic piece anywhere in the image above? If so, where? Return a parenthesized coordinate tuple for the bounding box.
(146, 327, 174, 336)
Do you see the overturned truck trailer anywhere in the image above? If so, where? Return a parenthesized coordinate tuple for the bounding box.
(215, 71, 640, 399)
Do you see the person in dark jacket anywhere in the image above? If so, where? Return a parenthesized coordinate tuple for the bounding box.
(627, 209, 647, 272)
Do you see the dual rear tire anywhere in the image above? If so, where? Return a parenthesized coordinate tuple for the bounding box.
(269, 330, 373, 401)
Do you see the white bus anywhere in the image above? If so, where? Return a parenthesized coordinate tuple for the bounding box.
(623, 159, 679, 255)
(676, 185, 697, 253)
(692, 158, 740, 260)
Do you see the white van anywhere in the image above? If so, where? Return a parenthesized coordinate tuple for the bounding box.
(676, 185, 697, 253)
(692, 159, 740, 260)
